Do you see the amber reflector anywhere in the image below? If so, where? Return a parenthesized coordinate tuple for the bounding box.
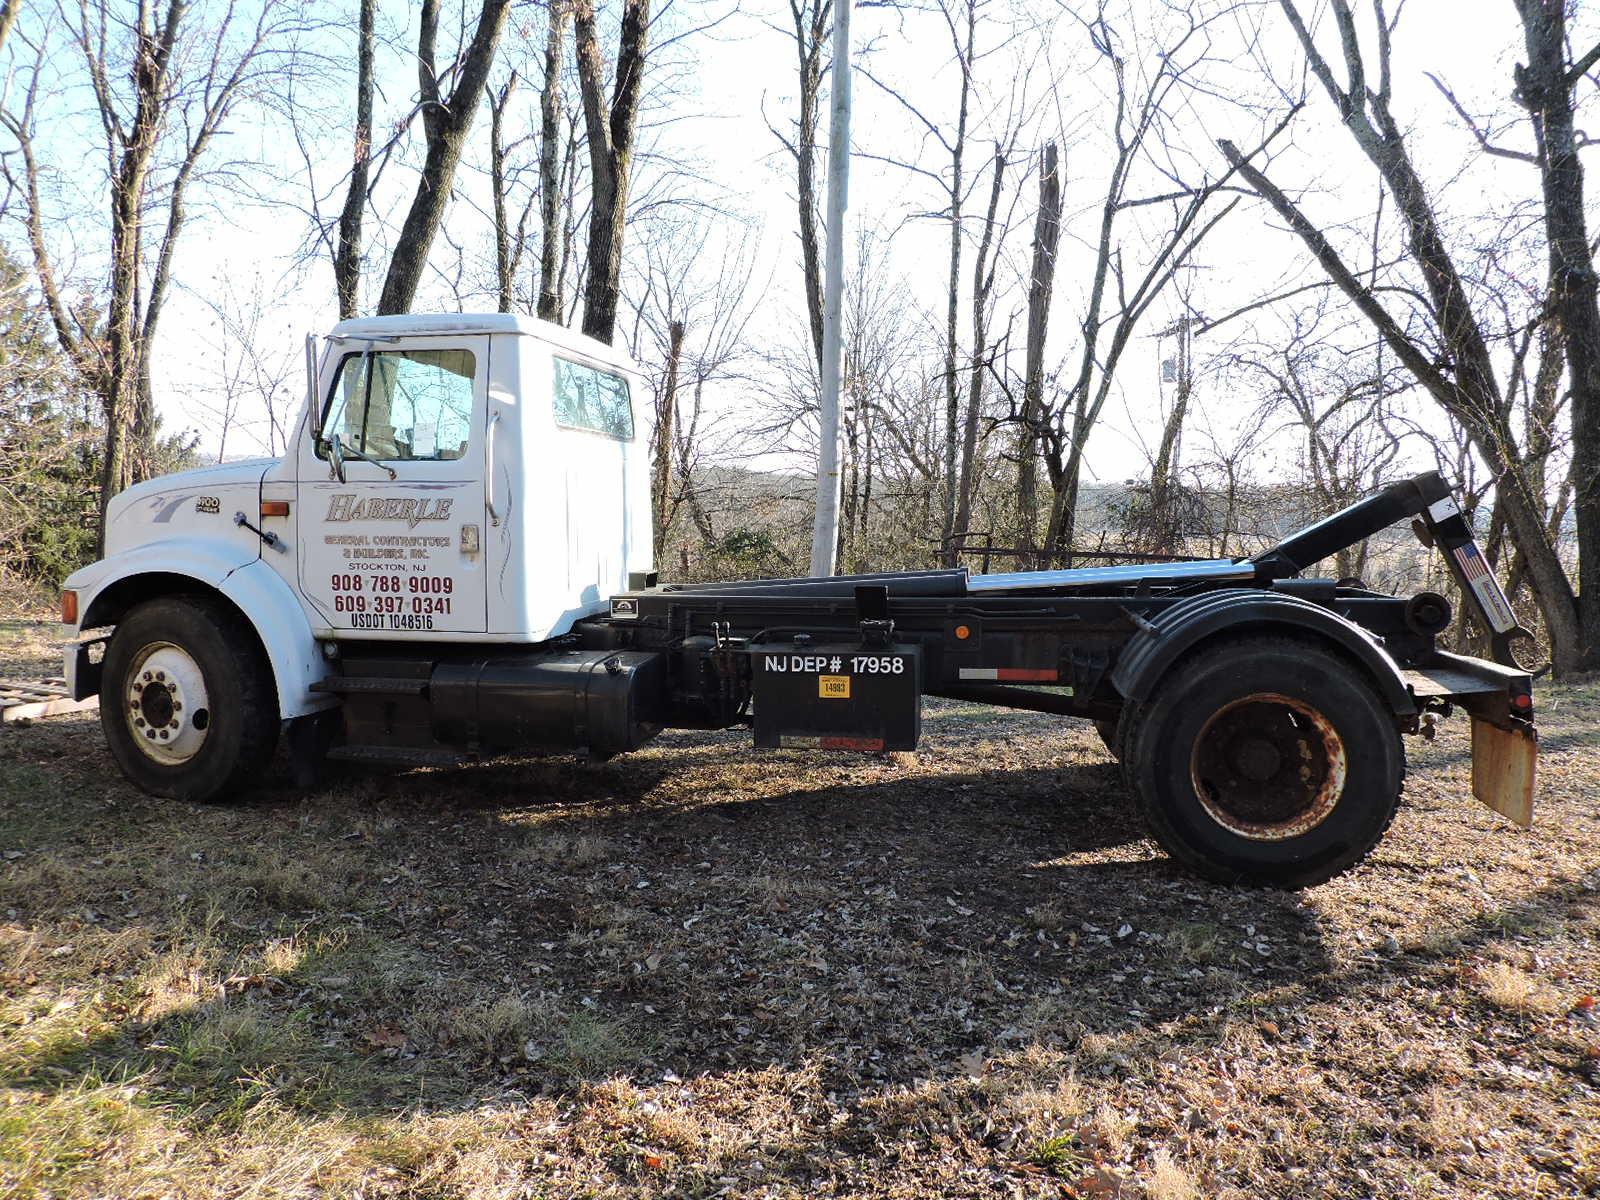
(260, 500, 290, 518)
(60, 590, 78, 624)
(954, 624, 971, 640)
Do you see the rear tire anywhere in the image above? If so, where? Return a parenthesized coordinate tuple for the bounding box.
(100, 595, 279, 803)
(1126, 636, 1403, 888)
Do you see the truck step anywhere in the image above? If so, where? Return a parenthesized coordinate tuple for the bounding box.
(325, 745, 469, 769)
(311, 676, 429, 697)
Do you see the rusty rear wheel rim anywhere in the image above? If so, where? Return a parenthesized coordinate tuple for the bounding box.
(1188, 691, 1347, 842)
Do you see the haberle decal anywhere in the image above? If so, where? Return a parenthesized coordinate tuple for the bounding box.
(324, 493, 453, 529)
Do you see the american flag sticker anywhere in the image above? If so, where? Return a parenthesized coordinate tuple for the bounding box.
(1452, 541, 1516, 633)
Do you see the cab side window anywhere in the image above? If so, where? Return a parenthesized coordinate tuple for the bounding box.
(553, 356, 633, 440)
(319, 348, 477, 461)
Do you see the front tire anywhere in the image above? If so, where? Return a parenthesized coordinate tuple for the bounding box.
(100, 596, 279, 803)
(1127, 636, 1404, 888)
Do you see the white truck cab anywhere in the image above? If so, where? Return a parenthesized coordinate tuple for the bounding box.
(61, 314, 654, 797)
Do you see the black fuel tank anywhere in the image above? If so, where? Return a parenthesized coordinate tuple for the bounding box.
(429, 650, 666, 758)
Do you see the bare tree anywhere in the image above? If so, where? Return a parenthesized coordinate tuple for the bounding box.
(628, 228, 757, 565)
(572, 0, 650, 343)
(487, 71, 539, 313)
(769, 0, 830, 370)
(537, 0, 571, 321)
(1013, 138, 1060, 560)
(1228, 305, 1413, 580)
(332, 0, 376, 318)
(192, 273, 303, 459)
(376, 0, 513, 315)
(1510, 0, 1600, 666)
(859, 0, 986, 553)
(1019, 5, 1271, 561)
(1224, 0, 1585, 669)
(950, 143, 1010, 555)
(2, 0, 301, 548)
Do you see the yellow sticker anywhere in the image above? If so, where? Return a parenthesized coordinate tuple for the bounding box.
(818, 674, 851, 699)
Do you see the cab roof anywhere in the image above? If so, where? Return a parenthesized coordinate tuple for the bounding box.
(328, 313, 636, 374)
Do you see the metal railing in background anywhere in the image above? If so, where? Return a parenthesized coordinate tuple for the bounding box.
(934, 530, 1216, 574)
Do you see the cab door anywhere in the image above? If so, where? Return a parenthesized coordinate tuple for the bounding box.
(297, 336, 490, 637)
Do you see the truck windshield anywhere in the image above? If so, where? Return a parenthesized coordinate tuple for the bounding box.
(319, 348, 476, 461)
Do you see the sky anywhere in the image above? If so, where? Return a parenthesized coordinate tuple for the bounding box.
(9, 0, 1579, 501)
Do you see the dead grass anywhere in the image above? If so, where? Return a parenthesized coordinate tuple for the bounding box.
(1472, 960, 1565, 1015)
(1147, 1148, 1199, 1200)
(1, 617, 1598, 1198)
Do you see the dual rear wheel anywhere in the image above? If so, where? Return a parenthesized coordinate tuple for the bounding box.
(1102, 637, 1405, 888)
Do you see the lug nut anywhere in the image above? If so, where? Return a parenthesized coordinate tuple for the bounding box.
(145, 729, 155, 739)
(171, 701, 181, 712)
(142, 671, 152, 682)
(158, 730, 169, 740)
(155, 671, 165, 682)
(133, 681, 143, 692)
(135, 717, 145, 727)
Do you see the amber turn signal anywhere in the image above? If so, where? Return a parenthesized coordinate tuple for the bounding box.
(954, 624, 971, 640)
(260, 500, 290, 518)
(60, 590, 78, 624)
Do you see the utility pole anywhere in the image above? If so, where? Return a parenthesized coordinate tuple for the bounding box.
(1150, 312, 1196, 553)
(809, 0, 852, 577)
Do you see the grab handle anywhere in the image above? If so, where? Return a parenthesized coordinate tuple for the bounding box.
(486, 411, 502, 524)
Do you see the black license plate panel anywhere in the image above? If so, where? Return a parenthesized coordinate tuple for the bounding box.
(750, 643, 921, 751)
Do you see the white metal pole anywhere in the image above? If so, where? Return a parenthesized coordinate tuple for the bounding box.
(809, 0, 852, 577)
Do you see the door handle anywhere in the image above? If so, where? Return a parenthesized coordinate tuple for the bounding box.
(486, 411, 502, 524)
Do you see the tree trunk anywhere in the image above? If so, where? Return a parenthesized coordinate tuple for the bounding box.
(652, 320, 684, 559)
(786, 1, 829, 370)
(1016, 141, 1060, 564)
(938, 0, 974, 561)
(334, 0, 376, 320)
(377, 0, 512, 316)
(1043, 442, 1084, 564)
(572, 0, 651, 344)
(488, 74, 519, 313)
(98, 6, 176, 549)
(536, 0, 567, 322)
(1515, 1, 1600, 667)
(952, 145, 1004, 556)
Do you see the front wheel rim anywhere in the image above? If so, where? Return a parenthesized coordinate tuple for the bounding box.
(1188, 691, 1347, 842)
(123, 641, 212, 765)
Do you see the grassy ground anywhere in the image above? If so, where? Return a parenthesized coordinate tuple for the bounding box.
(0, 618, 1597, 1199)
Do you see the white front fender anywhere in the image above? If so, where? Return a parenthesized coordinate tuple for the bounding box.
(65, 541, 331, 720)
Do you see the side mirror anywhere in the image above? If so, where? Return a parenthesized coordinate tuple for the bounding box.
(327, 434, 348, 484)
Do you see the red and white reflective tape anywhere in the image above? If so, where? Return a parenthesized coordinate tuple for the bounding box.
(778, 734, 887, 751)
(957, 667, 1059, 682)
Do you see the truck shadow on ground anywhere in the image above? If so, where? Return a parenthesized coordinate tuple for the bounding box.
(1, 716, 1593, 1166)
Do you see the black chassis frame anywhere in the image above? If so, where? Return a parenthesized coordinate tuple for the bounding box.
(575, 471, 1537, 738)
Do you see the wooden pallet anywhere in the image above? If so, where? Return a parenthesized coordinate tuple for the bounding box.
(0, 678, 99, 723)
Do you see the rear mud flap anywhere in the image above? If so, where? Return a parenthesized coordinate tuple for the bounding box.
(1470, 718, 1536, 827)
